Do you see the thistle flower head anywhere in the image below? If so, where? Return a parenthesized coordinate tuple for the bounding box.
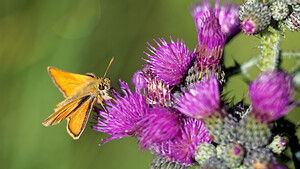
(190, 0, 240, 41)
(137, 107, 182, 149)
(93, 80, 149, 145)
(144, 37, 195, 86)
(154, 117, 212, 165)
(196, 10, 226, 71)
(249, 71, 296, 122)
(175, 76, 221, 119)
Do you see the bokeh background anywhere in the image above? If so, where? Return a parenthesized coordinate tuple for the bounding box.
(0, 0, 299, 169)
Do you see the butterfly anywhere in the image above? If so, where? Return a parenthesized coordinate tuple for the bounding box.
(42, 57, 114, 139)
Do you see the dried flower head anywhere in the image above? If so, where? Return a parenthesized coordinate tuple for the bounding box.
(196, 10, 226, 71)
(140, 69, 171, 107)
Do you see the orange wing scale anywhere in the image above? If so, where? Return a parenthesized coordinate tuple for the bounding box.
(48, 67, 95, 97)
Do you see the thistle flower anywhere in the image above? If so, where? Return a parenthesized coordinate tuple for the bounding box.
(249, 71, 296, 122)
(196, 10, 226, 71)
(92, 80, 149, 145)
(175, 76, 221, 120)
(154, 117, 212, 165)
(190, 0, 240, 41)
(239, 1, 272, 35)
(144, 37, 195, 86)
(137, 107, 182, 149)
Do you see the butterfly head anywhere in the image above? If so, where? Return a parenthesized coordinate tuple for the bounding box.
(98, 77, 111, 91)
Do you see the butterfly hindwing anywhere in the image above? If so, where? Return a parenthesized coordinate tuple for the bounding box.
(48, 67, 96, 98)
(42, 97, 84, 126)
(67, 95, 96, 139)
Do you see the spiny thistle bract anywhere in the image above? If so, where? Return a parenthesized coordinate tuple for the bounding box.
(91, 0, 299, 168)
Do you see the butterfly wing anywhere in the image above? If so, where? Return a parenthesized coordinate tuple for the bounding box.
(42, 98, 81, 126)
(67, 96, 96, 139)
(48, 67, 96, 98)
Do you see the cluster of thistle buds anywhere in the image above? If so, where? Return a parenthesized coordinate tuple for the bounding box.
(92, 0, 299, 168)
(239, 0, 300, 34)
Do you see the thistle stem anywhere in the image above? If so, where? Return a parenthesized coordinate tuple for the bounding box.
(258, 26, 281, 71)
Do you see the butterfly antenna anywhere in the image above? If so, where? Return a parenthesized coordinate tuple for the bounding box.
(103, 57, 114, 78)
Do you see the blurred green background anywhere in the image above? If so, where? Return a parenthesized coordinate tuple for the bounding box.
(0, 0, 299, 169)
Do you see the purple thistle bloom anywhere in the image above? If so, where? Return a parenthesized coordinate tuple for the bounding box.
(137, 107, 182, 149)
(154, 117, 212, 165)
(175, 76, 221, 119)
(196, 10, 226, 71)
(249, 71, 296, 122)
(190, 0, 240, 41)
(144, 37, 195, 86)
(92, 80, 149, 145)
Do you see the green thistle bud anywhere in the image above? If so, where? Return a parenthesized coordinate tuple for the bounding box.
(239, 1, 272, 35)
(270, 0, 289, 21)
(221, 143, 245, 168)
(285, 11, 300, 31)
(236, 115, 272, 150)
(200, 158, 228, 169)
(267, 135, 288, 154)
(195, 142, 217, 165)
(150, 155, 187, 169)
(204, 112, 238, 144)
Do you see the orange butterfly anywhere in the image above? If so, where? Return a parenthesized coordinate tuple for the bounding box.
(42, 57, 114, 139)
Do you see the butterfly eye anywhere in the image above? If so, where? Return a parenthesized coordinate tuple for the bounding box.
(98, 84, 104, 90)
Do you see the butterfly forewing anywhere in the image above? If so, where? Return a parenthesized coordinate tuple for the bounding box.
(48, 67, 96, 98)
